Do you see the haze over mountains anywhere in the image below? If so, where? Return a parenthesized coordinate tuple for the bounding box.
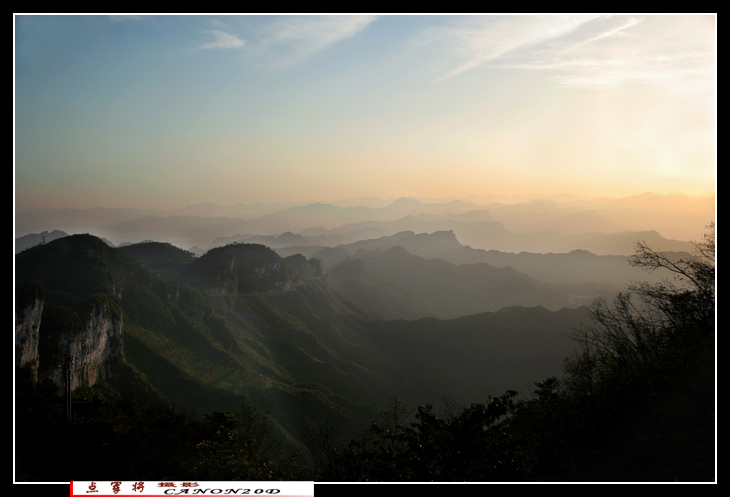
(16, 192, 712, 321)
(14, 191, 715, 480)
(16, 192, 711, 256)
(15, 234, 590, 453)
(14, 13, 716, 482)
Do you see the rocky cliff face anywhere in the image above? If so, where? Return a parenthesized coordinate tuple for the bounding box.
(47, 303, 124, 391)
(15, 298, 44, 382)
(15, 297, 123, 392)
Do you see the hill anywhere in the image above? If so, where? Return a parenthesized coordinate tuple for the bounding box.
(299, 230, 687, 293)
(118, 241, 197, 279)
(327, 257, 436, 320)
(16, 193, 709, 255)
(15, 234, 594, 481)
(343, 245, 569, 318)
(14, 230, 70, 253)
(360, 305, 590, 403)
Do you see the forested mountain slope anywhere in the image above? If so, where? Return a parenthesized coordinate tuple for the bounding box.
(14, 234, 626, 481)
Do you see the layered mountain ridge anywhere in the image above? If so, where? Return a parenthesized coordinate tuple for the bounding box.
(15, 190, 712, 456)
(15, 233, 592, 449)
(16, 193, 712, 255)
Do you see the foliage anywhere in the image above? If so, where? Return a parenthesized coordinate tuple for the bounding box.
(15, 381, 306, 482)
(560, 224, 714, 480)
(37, 303, 84, 375)
(15, 227, 715, 482)
(304, 418, 343, 479)
(14, 279, 45, 315)
(566, 224, 715, 398)
(317, 224, 716, 482)
(627, 221, 715, 337)
(191, 401, 306, 481)
(321, 390, 520, 481)
(182, 242, 298, 295)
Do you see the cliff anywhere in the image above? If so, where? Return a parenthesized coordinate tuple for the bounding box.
(15, 297, 44, 382)
(15, 235, 129, 393)
(45, 301, 124, 391)
(15, 295, 124, 392)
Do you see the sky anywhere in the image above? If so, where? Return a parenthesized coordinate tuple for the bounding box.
(14, 14, 717, 211)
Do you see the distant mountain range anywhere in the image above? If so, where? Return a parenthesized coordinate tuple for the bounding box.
(15, 229, 79, 253)
(15, 234, 593, 450)
(15, 193, 713, 255)
(14, 193, 715, 481)
(15, 226, 689, 322)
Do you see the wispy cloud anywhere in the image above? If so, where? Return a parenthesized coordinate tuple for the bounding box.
(206, 18, 231, 29)
(416, 15, 601, 81)
(253, 15, 377, 68)
(198, 29, 246, 50)
(416, 15, 715, 95)
(513, 16, 715, 94)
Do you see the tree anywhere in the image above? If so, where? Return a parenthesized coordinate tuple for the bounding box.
(317, 225, 716, 482)
(304, 418, 342, 479)
(628, 222, 714, 337)
(321, 390, 520, 481)
(191, 400, 305, 481)
(568, 223, 715, 390)
(557, 223, 716, 481)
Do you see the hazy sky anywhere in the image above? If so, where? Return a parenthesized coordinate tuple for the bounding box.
(14, 14, 716, 211)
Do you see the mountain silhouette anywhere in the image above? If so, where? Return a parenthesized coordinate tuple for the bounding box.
(16, 234, 595, 452)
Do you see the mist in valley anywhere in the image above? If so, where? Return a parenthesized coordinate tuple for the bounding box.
(15, 14, 715, 484)
(14, 193, 715, 482)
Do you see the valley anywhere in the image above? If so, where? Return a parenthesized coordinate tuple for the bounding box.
(13, 194, 715, 482)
